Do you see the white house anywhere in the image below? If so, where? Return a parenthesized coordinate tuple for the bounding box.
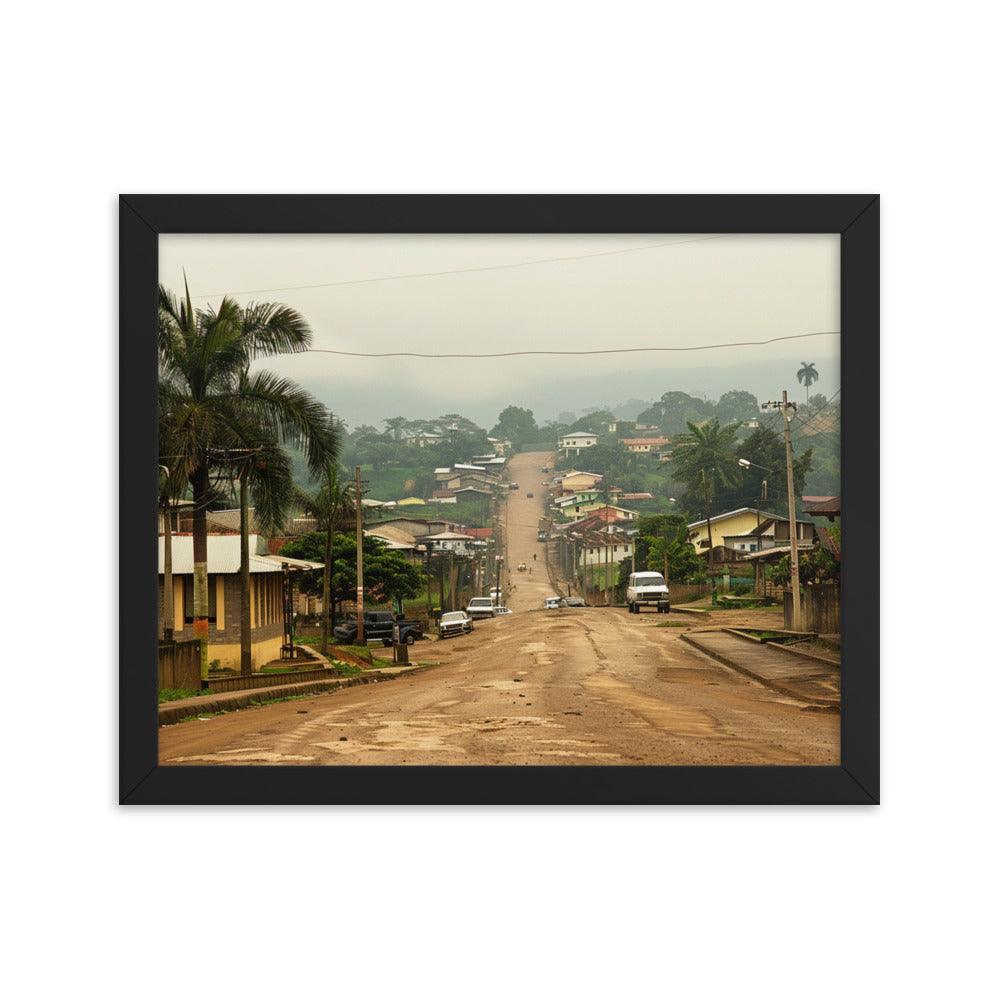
(558, 432, 599, 457)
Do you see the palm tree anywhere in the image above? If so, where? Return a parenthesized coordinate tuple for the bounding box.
(670, 419, 741, 586)
(294, 462, 355, 655)
(796, 362, 819, 402)
(158, 278, 339, 679)
(156, 458, 187, 643)
(384, 416, 408, 441)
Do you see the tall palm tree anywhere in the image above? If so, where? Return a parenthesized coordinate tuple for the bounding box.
(158, 278, 339, 679)
(670, 419, 741, 583)
(796, 361, 819, 402)
(294, 461, 355, 655)
(383, 416, 408, 441)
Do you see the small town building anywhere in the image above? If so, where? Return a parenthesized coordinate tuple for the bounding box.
(558, 432, 599, 457)
(620, 436, 670, 453)
(158, 533, 320, 670)
(687, 507, 783, 553)
(557, 470, 604, 495)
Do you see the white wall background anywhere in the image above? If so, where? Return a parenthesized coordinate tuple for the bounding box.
(3, 2, 996, 998)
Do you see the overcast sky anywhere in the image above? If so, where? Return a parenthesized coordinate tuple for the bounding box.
(159, 233, 840, 429)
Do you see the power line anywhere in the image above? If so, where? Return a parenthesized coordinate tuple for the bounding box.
(306, 329, 839, 360)
(189, 235, 735, 298)
(792, 388, 842, 434)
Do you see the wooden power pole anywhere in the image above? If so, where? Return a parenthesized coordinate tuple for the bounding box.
(763, 391, 801, 630)
(354, 464, 364, 642)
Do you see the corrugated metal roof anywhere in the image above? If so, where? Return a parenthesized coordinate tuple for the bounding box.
(158, 534, 281, 575)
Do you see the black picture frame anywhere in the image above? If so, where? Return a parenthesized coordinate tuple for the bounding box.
(121, 194, 879, 805)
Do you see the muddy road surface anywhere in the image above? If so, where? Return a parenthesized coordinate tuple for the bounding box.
(160, 451, 838, 766)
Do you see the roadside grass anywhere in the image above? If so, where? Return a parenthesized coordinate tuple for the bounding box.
(336, 643, 373, 663)
(159, 687, 210, 703)
(653, 621, 689, 628)
(176, 691, 316, 723)
(170, 659, 439, 723)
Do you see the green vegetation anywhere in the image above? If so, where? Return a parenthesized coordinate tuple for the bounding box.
(158, 278, 339, 680)
(280, 532, 424, 616)
(159, 687, 209, 703)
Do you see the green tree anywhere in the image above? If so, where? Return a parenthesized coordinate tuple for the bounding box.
(383, 416, 408, 440)
(638, 391, 711, 435)
(716, 389, 759, 425)
(736, 426, 813, 514)
(490, 405, 539, 445)
(294, 464, 355, 655)
(632, 513, 700, 581)
(670, 419, 741, 575)
(280, 533, 424, 617)
(796, 361, 819, 402)
(158, 279, 338, 678)
(571, 409, 616, 434)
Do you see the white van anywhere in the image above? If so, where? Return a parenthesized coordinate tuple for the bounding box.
(626, 572, 670, 614)
(466, 596, 496, 620)
(543, 596, 561, 610)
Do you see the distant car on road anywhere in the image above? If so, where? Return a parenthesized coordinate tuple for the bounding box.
(493, 605, 512, 616)
(466, 596, 496, 620)
(560, 596, 587, 608)
(439, 610, 473, 638)
(543, 596, 562, 610)
(526, 491, 534, 498)
(536, 530, 548, 542)
(508, 482, 519, 490)
(626, 571, 670, 613)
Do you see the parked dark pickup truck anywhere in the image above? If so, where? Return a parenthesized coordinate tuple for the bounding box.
(333, 612, 424, 646)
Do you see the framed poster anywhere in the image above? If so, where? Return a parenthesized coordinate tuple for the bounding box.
(120, 194, 878, 804)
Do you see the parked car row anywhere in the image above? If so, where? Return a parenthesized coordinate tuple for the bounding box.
(438, 599, 512, 638)
(333, 611, 424, 646)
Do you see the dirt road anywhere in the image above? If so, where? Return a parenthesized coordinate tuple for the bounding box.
(160, 451, 838, 766)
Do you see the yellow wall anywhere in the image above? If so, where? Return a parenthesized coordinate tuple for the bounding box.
(208, 635, 284, 672)
(215, 576, 225, 631)
(688, 510, 765, 551)
(561, 474, 601, 493)
(173, 578, 184, 633)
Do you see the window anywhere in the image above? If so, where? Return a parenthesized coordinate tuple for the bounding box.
(183, 574, 218, 624)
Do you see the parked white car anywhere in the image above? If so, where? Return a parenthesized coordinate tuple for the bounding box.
(466, 596, 496, 620)
(543, 596, 562, 610)
(626, 571, 670, 614)
(439, 610, 473, 638)
(493, 605, 512, 616)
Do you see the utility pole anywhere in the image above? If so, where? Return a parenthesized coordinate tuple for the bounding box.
(762, 392, 801, 630)
(240, 471, 252, 675)
(354, 464, 364, 643)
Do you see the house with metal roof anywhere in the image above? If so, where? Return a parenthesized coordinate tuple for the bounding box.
(158, 533, 321, 671)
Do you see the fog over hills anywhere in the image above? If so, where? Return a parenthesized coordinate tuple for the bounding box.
(160, 232, 840, 431)
(291, 352, 840, 430)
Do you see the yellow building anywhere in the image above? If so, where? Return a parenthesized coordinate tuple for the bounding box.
(158, 533, 320, 671)
(557, 470, 604, 495)
(686, 507, 780, 553)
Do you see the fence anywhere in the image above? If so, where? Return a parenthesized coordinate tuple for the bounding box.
(205, 666, 337, 693)
(784, 583, 841, 633)
(158, 639, 202, 692)
(668, 582, 711, 604)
